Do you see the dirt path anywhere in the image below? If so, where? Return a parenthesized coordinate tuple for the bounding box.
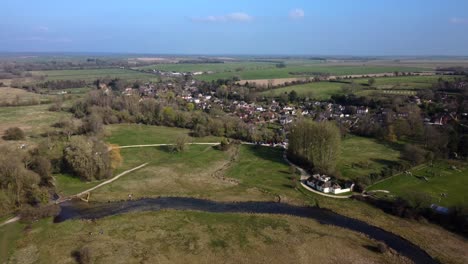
(0, 216, 20, 228)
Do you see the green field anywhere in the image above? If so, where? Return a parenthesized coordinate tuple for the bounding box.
(105, 124, 222, 145)
(367, 161, 468, 207)
(337, 136, 402, 181)
(354, 75, 460, 89)
(195, 65, 428, 81)
(30, 68, 159, 82)
(226, 145, 300, 200)
(260, 75, 459, 99)
(261, 81, 352, 99)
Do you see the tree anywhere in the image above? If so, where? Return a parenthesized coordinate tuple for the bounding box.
(30, 156, 53, 186)
(288, 120, 341, 174)
(0, 146, 46, 215)
(3, 127, 25, 140)
(84, 112, 104, 135)
(401, 144, 427, 165)
(63, 137, 112, 181)
(368, 78, 376, 87)
(186, 102, 195, 111)
(288, 90, 298, 102)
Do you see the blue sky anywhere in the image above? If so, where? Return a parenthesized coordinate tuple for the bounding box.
(1, 0, 468, 55)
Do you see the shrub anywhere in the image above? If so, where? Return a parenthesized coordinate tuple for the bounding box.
(376, 242, 389, 253)
(73, 247, 93, 264)
(3, 127, 25, 140)
(171, 135, 189, 152)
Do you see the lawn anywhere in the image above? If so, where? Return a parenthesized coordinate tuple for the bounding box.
(367, 160, 468, 207)
(337, 136, 402, 181)
(105, 124, 222, 145)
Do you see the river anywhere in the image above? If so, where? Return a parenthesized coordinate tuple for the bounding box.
(55, 197, 436, 264)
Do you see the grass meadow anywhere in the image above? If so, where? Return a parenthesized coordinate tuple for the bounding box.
(2, 211, 406, 264)
(105, 124, 222, 145)
(337, 136, 402, 181)
(368, 160, 468, 207)
(0, 104, 71, 140)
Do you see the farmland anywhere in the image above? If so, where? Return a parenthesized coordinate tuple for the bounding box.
(261, 81, 351, 99)
(30, 68, 159, 82)
(195, 65, 429, 81)
(260, 74, 459, 99)
(354, 75, 461, 89)
(135, 61, 276, 73)
(367, 160, 468, 207)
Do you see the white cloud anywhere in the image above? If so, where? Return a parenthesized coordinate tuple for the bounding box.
(289, 8, 305, 19)
(450, 17, 468, 24)
(191, 12, 253, 23)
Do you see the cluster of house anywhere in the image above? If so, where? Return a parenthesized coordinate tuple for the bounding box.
(306, 174, 354, 194)
(99, 75, 466, 131)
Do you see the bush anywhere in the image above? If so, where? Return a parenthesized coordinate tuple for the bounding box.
(170, 135, 189, 152)
(73, 246, 93, 264)
(376, 242, 389, 253)
(3, 127, 25, 140)
(218, 138, 230, 151)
